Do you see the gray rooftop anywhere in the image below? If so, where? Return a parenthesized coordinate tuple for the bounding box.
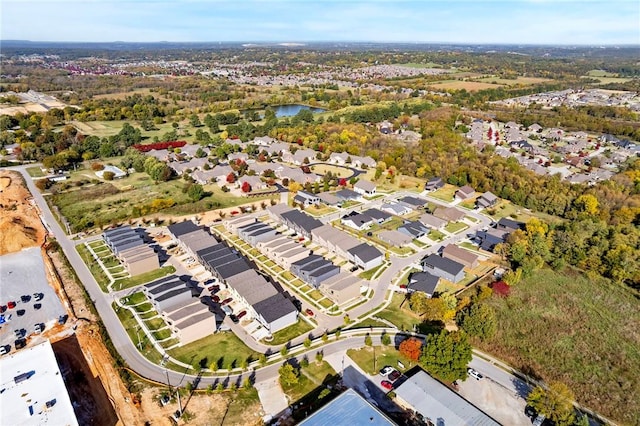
(252, 293, 297, 323)
(348, 243, 383, 263)
(422, 253, 465, 276)
(395, 370, 500, 426)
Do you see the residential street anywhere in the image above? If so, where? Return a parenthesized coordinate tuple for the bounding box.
(10, 164, 533, 423)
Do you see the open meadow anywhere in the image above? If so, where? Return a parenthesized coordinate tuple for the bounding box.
(478, 268, 640, 424)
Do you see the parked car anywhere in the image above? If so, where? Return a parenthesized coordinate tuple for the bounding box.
(0, 345, 8, 355)
(524, 406, 537, 418)
(305, 308, 314, 317)
(221, 298, 233, 306)
(34, 303, 42, 310)
(533, 415, 546, 426)
(229, 315, 239, 324)
(380, 380, 393, 390)
(33, 293, 43, 302)
(388, 370, 401, 382)
(467, 368, 483, 380)
(34, 323, 43, 334)
(14, 329, 23, 338)
(20, 295, 31, 303)
(7, 301, 16, 309)
(16, 309, 25, 317)
(236, 310, 247, 320)
(212, 295, 220, 303)
(207, 285, 220, 293)
(379, 366, 395, 376)
(0, 305, 6, 313)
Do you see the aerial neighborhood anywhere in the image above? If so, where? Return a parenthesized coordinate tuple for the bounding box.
(0, 30, 638, 426)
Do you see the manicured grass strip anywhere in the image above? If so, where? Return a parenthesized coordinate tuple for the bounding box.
(444, 221, 468, 234)
(76, 244, 110, 292)
(264, 319, 313, 345)
(359, 263, 385, 280)
(112, 265, 176, 291)
(26, 166, 45, 177)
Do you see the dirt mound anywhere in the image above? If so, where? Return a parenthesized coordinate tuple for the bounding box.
(0, 170, 46, 255)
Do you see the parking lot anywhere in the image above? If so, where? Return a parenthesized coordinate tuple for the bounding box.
(458, 371, 531, 426)
(0, 247, 66, 354)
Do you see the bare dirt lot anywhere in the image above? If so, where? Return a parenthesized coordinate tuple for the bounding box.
(0, 171, 46, 255)
(2, 171, 265, 425)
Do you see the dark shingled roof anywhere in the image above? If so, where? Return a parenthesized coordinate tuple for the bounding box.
(252, 293, 297, 323)
(361, 208, 392, 222)
(280, 209, 323, 233)
(422, 254, 465, 276)
(215, 258, 251, 280)
(348, 243, 383, 263)
(409, 272, 440, 296)
(168, 220, 201, 237)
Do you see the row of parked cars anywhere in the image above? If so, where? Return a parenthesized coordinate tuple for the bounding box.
(206, 282, 246, 324)
(379, 366, 403, 390)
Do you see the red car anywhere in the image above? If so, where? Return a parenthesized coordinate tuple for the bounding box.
(7, 301, 16, 309)
(305, 308, 314, 317)
(237, 310, 247, 319)
(212, 295, 220, 303)
(208, 285, 219, 293)
(221, 297, 233, 306)
(381, 380, 393, 390)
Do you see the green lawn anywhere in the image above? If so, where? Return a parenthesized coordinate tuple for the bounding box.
(26, 166, 46, 177)
(134, 302, 154, 314)
(429, 230, 446, 241)
(306, 204, 338, 217)
(112, 265, 176, 291)
(430, 184, 457, 202)
(348, 318, 389, 329)
(347, 345, 415, 376)
(168, 331, 258, 371)
(76, 244, 110, 292)
(444, 221, 468, 234)
(145, 316, 168, 331)
(377, 293, 423, 332)
(281, 361, 337, 403)
(459, 242, 482, 252)
(318, 298, 334, 309)
(479, 268, 640, 424)
(265, 319, 313, 345)
(123, 292, 147, 305)
(308, 290, 324, 301)
(358, 263, 386, 280)
(152, 329, 173, 340)
(113, 303, 164, 365)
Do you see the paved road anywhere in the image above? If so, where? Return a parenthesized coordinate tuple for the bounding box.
(9, 165, 495, 389)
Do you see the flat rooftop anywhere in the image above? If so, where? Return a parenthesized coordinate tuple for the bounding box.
(299, 388, 394, 426)
(0, 340, 78, 426)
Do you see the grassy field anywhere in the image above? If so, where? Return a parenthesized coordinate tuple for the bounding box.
(168, 331, 259, 371)
(485, 200, 564, 225)
(48, 168, 263, 231)
(281, 361, 337, 404)
(310, 163, 354, 178)
(358, 263, 386, 280)
(26, 166, 46, 177)
(478, 268, 640, 424)
(377, 293, 423, 332)
(347, 345, 415, 376)
(427, 80, 505, 91)
(430, 184, 458, 201)
(476, 76, 551, 86)
(265, 319, 314, 345)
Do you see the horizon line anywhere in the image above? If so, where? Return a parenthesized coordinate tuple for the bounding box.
(2, 39, 639, 47)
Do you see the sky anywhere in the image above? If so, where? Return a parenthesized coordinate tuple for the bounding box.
(1, 0, 639, 45)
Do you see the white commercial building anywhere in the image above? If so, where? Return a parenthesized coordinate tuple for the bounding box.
(0, 340, 79, 426)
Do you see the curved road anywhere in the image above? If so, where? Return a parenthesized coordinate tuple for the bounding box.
(11, 165, 486, 388)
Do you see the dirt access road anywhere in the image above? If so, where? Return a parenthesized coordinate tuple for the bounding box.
(3, 169, 260, 425)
